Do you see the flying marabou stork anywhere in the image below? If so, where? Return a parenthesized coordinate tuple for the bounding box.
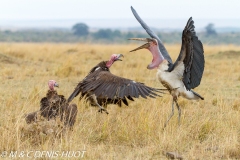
(129, 6, 205, 127)
(67, 54, 163, 114)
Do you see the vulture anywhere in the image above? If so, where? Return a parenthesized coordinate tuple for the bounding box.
(129, 6, 205, 127)
(24, 111, 38, 124)
(67, 54, 163, 114)
(25, 80, 78, 127)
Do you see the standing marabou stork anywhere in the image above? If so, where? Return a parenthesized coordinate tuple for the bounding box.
(67, 54, 163, 114)
(129, 6, 205, 127)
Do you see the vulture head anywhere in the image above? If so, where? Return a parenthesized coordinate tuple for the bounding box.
(48, 80, 59, 91)
(129, 38, 165, 70)
(106, 54, 124, 68)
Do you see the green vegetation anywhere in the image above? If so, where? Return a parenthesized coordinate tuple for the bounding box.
(0, 27, 240, 44)
(72, 23, 89, 36)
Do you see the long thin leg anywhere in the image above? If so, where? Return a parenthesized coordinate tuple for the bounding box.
(175, 101, 181, 126)
(91, 94, 109, 114)
(164, 99, 175, 128)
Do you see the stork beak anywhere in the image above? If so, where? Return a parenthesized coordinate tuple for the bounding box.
(115, 54, 124, 61)
(54, 82, 59, 88)
(129, 38, 154, 52)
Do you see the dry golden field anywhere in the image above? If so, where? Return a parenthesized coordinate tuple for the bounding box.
(0, 43, 240, 159)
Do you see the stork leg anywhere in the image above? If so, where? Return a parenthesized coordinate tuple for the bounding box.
(91, 94, 109, 114)
(175, 100, 181, 126)
(164, 99, 175, 128)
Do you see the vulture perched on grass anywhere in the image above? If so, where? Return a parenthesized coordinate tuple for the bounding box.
(67, 54, 163, 114)
(25, 80, 78, 127)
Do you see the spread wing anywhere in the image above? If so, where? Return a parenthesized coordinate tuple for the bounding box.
(68, 70, 162, 102)
(131, 6, 172, 64)
(169, 17, 204, 90)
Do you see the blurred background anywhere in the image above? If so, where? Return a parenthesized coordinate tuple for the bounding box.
(0, 0, 240, 44)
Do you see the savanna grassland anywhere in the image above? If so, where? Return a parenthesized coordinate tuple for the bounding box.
(0, 43, 240, 159)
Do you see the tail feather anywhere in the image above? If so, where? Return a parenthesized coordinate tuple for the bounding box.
(191, 90, 204, 100)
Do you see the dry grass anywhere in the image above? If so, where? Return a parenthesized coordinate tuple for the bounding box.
(0, 43, 240, 159)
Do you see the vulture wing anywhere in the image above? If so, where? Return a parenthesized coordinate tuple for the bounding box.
(81, 70, 162, 99)
(68, 69, 162, 102)
(63, 103, 78, 127)
(40, 97, 51, 118)
(130, 6, 173, 64)
(169, 17, 204, 90)
(25, 111, 38, 124)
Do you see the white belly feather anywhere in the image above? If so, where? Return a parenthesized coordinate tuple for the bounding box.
(157, 61, 200, 100)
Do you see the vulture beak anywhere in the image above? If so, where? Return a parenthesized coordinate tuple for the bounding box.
(54, 82, 59, 88)
(129, 38, 155, 52)
(115, 54, 124, 61)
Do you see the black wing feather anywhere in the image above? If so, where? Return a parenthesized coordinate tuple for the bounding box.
(170, 17, 204, 90)
(122, 97, 129, 106)
(127, 96, 134, 101)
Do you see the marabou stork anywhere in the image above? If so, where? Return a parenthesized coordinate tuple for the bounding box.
(129, 6, 205, 127)
(67, 54, 163, 114)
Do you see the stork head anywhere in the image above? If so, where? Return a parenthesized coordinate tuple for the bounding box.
(129, 38, 164, 69)
(106, 54, 124, 68)
(48, 80, 59, 91)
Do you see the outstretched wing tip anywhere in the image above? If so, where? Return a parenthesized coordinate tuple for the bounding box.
(67, 88, 81, 103)
(131, 6, 135, 11)
(129, 6, 173, 63)
(67, 96, 73, 103)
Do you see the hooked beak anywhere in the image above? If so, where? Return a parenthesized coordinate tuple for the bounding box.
(129, 38, 154, 52)
(115, 54, 124, 61)
(54, 82, 59, 88)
